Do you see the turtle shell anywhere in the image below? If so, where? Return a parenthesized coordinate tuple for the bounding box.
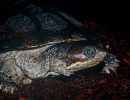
(0, 4, 120, 95)
(0, 4, 97, 53)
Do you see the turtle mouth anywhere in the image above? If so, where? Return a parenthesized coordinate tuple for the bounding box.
(66, 51, 107, 72)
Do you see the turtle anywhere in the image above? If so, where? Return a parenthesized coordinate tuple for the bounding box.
(0, 4, 120, 94)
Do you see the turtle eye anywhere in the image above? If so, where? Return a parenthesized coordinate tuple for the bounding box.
(83, 46, 96, 58)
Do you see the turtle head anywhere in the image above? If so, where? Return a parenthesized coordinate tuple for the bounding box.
(65, 40, 107, 73)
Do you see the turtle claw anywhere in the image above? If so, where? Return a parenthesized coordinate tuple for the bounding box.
(22, 78, 32, 85)
(101, 66, 118, 75)
(101, 53, 120, 75)
(1, 81, 18, 94)
(2, 85, 17, 94)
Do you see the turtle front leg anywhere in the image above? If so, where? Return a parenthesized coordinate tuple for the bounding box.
(0, 72, 18, 94)
(0, 57, 26, 94)
(101, 53, 120, 74)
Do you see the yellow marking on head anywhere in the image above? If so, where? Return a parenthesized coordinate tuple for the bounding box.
(66, 51, 107, 71)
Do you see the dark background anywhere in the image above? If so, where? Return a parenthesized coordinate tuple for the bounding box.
(0, 0, 129, 32)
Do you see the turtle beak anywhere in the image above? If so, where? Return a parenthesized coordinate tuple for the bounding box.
(66, 51, 107, 72)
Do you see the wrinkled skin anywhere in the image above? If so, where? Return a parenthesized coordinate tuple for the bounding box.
(0, 4, 120, 94)
(0, 41, 119, 94)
